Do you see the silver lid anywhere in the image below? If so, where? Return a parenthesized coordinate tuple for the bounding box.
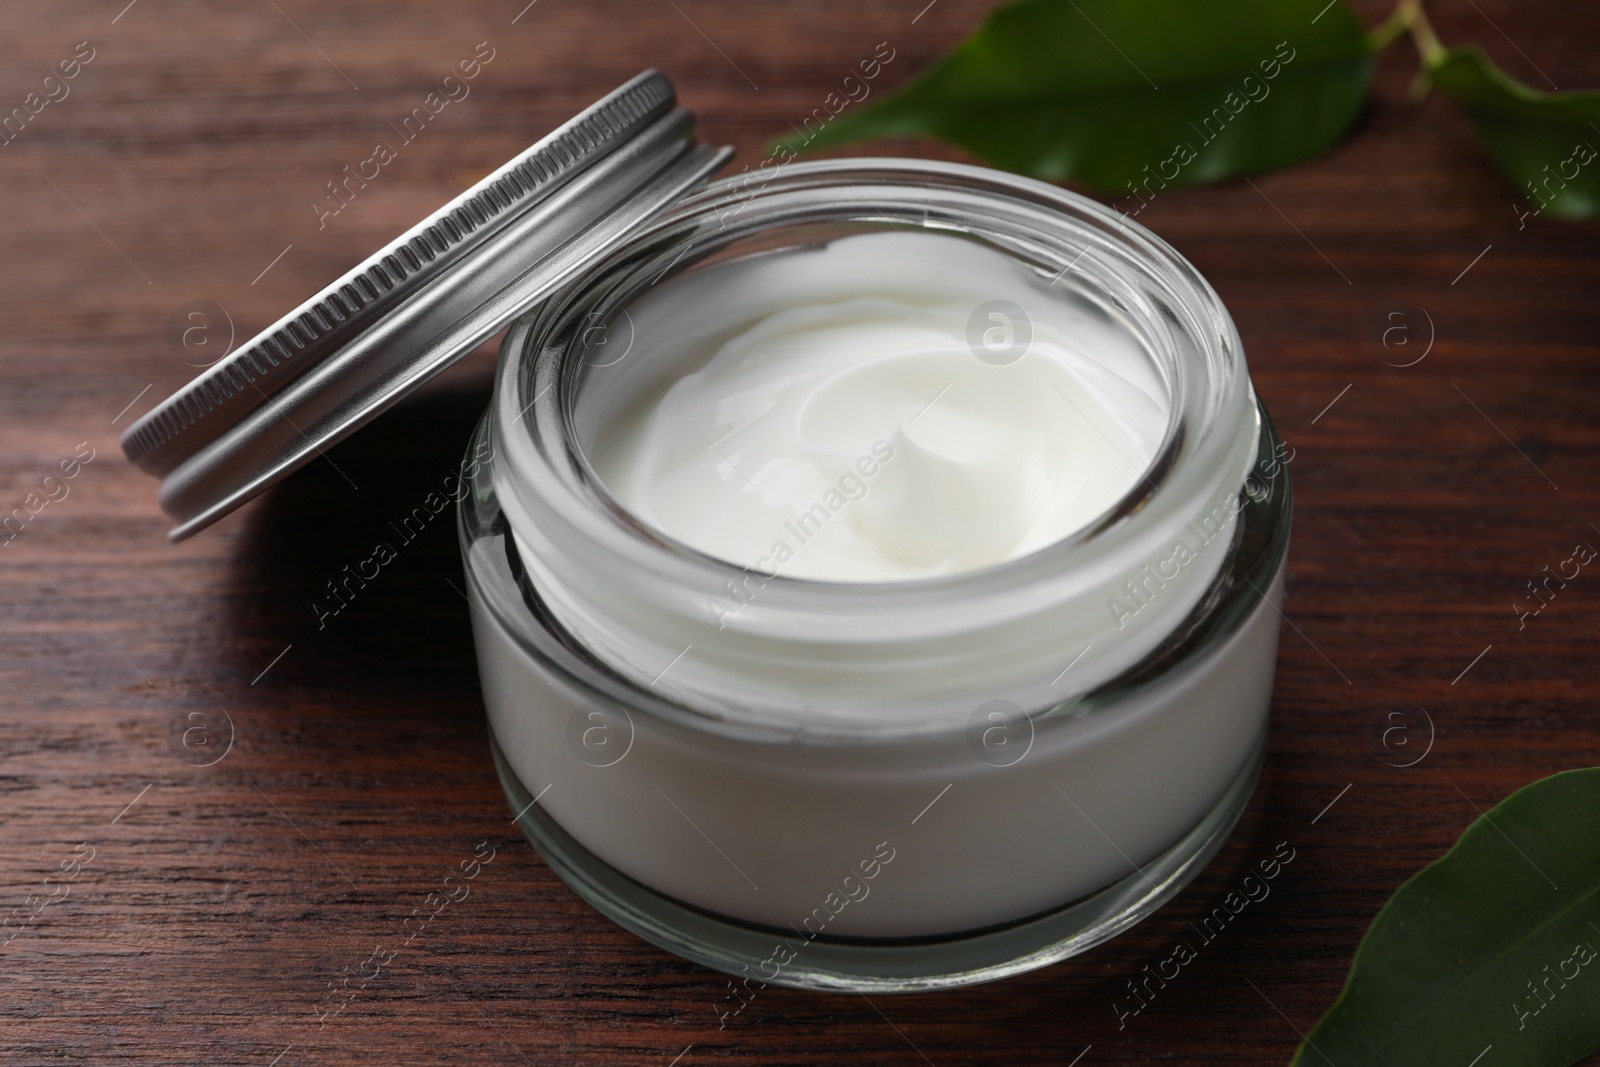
(122, 71, 731, 541)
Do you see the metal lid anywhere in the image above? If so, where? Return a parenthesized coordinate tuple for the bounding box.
(122, 71, 731, 541)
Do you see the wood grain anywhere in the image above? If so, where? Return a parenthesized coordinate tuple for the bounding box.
(1, 1, 1598, 1064)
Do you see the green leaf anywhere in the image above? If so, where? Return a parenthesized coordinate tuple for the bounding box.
(1430, 46, 1600, 219)
(777, 0, 1373, 194)
(1293, 768, 1600, 1067)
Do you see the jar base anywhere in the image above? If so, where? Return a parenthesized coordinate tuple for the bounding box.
(490, 725, 1266, 993)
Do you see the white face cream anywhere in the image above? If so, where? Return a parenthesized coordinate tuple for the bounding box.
(590, 232, 1169, 582)
(523, 221, 1249, 726)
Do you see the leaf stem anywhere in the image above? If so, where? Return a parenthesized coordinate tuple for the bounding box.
(1405, 0, 1447, 68)
(1366, 1, 1414, 53)
(1370, 0, 1448, 100)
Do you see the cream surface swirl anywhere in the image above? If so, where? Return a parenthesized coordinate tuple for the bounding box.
(589, 231, 1169, 582)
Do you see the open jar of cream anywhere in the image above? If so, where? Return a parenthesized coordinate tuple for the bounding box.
(121, 73, 1289, 992)
(465, 160, 1289, 990)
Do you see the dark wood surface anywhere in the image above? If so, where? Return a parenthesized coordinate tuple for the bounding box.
(2, 1, 1597, 1063)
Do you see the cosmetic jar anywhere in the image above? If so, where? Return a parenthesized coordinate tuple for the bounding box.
(120, 72, 1290, 993)
(463, 161, 1289, 991)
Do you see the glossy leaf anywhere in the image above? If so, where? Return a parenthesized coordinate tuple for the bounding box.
(1431, 46, 1600, 219)
(780, 0, 1373, 194)
(1293, 768, 1600, 1066)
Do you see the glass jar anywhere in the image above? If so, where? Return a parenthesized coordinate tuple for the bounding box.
(458, 158, 1291, 992)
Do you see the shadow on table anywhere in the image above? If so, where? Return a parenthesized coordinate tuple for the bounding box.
(217, 375, 495, 703)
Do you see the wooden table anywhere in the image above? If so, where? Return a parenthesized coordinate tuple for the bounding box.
(2, 1, 1596, 1063)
